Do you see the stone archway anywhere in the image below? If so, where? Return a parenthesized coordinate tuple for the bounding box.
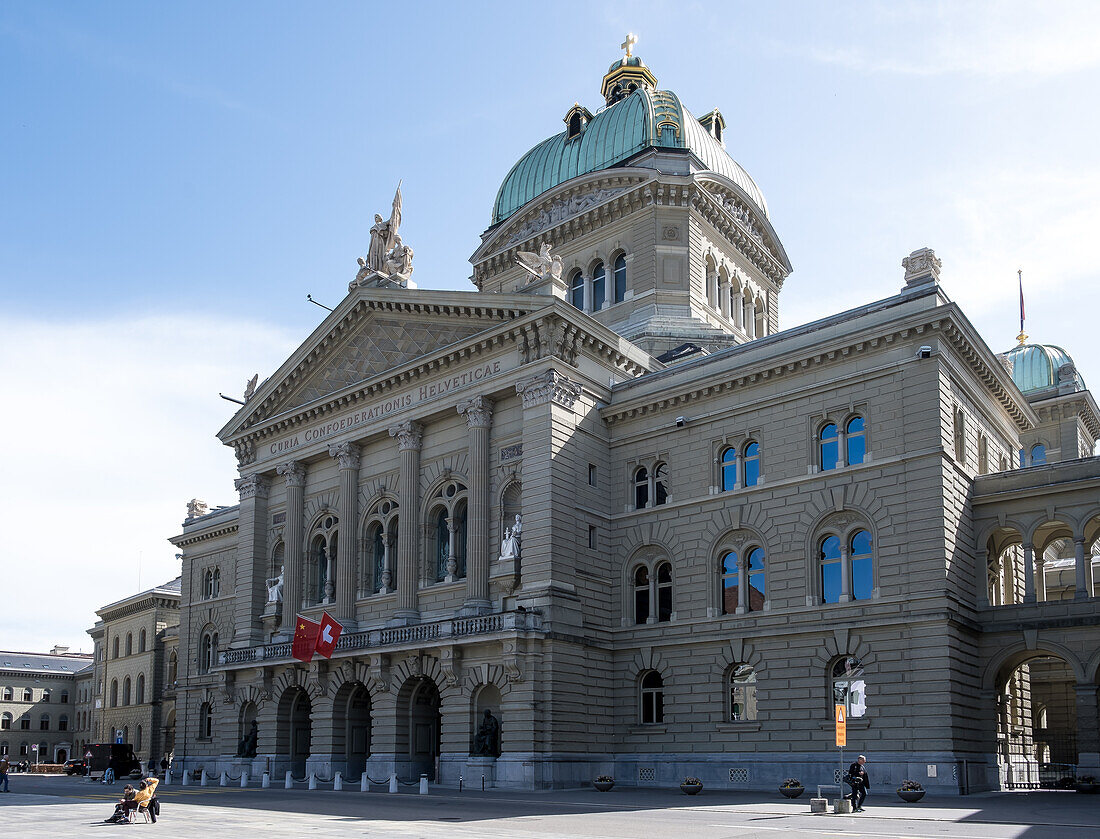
(332, 682, 372, 776)
(277, 687, 312, 777)
(397, 676, 441, 780)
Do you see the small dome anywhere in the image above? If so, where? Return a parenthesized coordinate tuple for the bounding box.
(608, 55, 646, 73)
(1002, 343, 1085, 394)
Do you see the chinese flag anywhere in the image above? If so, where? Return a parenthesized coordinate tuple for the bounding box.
(291, 615, 321, 662)
(315, 612, 343, 659)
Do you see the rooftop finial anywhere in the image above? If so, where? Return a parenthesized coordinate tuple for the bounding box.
(1017, 268, 1028, 345)
(621, 32, 636, 59)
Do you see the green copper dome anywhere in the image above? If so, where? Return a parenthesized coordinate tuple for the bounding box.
(491, 87, 769, 225)
(1003, 343, 1085, 393)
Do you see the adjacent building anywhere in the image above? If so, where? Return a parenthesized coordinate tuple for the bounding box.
(0, 647, 92, 764)
(168, 43, 1100, 793)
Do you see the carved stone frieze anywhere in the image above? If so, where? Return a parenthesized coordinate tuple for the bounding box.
(234, 473, 269, 501)
(439, 646, 462, 687)
(328, 441, 362, 471)
(902, 247, 942, 286)
(502, 639, 523, 683)
(388, 421, 424, 451)
(234, 439, 256, 467)
(505, 186, 628, 246)
(516, 369, 583, 410)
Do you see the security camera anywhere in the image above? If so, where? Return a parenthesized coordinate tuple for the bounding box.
(918, 346, 932, 359)
(675, 416, 686, 427)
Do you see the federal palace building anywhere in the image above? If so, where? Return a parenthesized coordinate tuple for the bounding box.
(168, 44, 1100, 794)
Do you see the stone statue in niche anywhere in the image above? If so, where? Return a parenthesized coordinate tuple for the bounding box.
(472, 709, 501, 757)
(236, 719, 258, 758)
(266, 566, 284, 603)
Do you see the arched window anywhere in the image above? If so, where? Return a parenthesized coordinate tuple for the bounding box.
(39, 714, 49, 731)
(633, 467, 649, 510)
(978, 435, 989, 474)
(200, 703, 213, 739)
(18, 715, 30, 730)
(1037, 706, 1049, 728)
(200, 631, 219, 674)
(720, 446, 737, 491)
(125, 633, 133, 656)
(591, 261, 606, 311)
(370, 523, 385, 594)
(569, 271, 584, 310)
(613, 253, 627, 303)
(59, 690, 68, 704)
(746, 547, 766, 611)
(309, 514, 338, 604)
(846, 417, 865, 466)
(743, 441, 760, 487)
(19, 742, 28, 756)
(1018, 448, 1027, 468)
(850, 530, 874, 601)
(0, 713, 11, 730)
(431, 480, 467, 582)
(167, 651, 178, 685)
(656, 561, 673, 622)
(138, 629, 147, 653)
(1031, 444, 1047, 466)
(954, 407, 966, 463)
(110, 680, 118, 708)
(729, 664, 757, 721)
(720, 551, 739, 615)
(58, 714, 68, 732)
(122, 678, 131, 707)
(42, 689, 51, 703)
(633, 566, 650, 625)
(820, 423, 839, 471)
(831, 656, 867, 718)
(136, 674, 145, 705)
(1, 688, 10, 701)
(639, 671, 664, 724)
(435, 508, 450, 582)
(112, 637, 119, 659)
(820, 535, 842, 604)
(653, 462, 668, 506)
(22, 688, 32, 702)
(568, 111, 582, 137)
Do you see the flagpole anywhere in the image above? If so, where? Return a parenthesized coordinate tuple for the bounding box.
(1017, 269, 1028, 345)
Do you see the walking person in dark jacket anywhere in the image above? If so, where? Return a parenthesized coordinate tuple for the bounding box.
(846, 754, 870, 811)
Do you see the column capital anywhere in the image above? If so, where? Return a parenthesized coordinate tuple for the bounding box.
(388, 421, 423, 451)
(516, 369, 583, 410)
(276, 461, 307, 487)
(328, 441, 362, 470)
(233, 473, 269, 501)
(458, 395, 494, 428)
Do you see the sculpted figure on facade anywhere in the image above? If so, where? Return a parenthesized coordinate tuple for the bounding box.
(366, 184, 403, 272)
(382, 234, 414, 278)
(500, 527, 518, 560)
(266, 566, 285, 603)
(515, 243, 563, 285)
(186, 498, 209, 520)
(243, 374, 259, 401)
(472, 708, 502, 757)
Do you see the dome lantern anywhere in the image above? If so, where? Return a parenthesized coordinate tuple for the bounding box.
(602, 33, 658, 105)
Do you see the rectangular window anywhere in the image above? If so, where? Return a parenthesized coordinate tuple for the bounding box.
(588, 525, 597, 550)
(588, 464, 597, 487)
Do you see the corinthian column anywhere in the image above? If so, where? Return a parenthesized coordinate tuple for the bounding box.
(388, 421, 423, 623)
(458, 396, 493, 614)
(232, 473, 269, 647)
(329, 442, 361, 628)
(276, 461, 307, 637)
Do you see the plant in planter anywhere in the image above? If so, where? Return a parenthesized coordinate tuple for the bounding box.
(680, 776, 703, 795)
(779, 778, 805, 798)
(593, 775, 615, 792)
(1074, 775, 1099, 794)
(897, 779, 925, 802)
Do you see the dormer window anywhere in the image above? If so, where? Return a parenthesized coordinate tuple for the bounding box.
(564, 103, 594, 140)
(697, 109, 726, 147)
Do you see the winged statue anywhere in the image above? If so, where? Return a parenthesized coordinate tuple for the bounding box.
(515, 243, 563, 283)
(243, 374, 259, 401)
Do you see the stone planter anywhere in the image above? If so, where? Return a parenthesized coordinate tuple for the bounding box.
(1074, 782, 1099, 794)
(593, 780, 614, 792)
(897, 789, 925, 803)
(680, 782, 703, 795)
(779, 785, 804, 799)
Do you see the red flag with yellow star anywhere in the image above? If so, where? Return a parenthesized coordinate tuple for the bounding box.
(291, 615, 321, 662)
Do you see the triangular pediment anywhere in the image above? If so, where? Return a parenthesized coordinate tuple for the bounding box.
(220, 289, 547, 441)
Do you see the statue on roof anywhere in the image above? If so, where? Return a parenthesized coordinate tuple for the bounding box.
(382, 234, 414, 279)
(515, 243, 563, 285)
(366, 183, 403, 272)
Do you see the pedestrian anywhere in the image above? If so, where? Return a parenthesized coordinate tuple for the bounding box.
(0, 754, 10, 792)
(160, 756, 169, 778)
(846, 754, 870, 812)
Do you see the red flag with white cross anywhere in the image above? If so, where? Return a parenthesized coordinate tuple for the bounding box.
(291, 615, 321, 662)
(315, 612, 343, 659)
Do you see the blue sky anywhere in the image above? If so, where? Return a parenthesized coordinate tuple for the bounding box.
(2, 1, 1099, 652)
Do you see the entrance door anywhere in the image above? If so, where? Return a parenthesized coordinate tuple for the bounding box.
(289, 691, 312, 777)
(345, 686, 371, 776)
(408, 679, 440, 780)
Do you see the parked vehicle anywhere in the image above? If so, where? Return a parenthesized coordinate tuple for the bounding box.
(63, 759, 87, 775)
(84, 744, 141, 779)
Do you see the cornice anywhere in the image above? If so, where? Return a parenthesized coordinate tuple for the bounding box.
(1032, 392, 1100, 439)
(692, 175, 791, 281)
(171, 521, 240, 549)
(98, 596, 180, 624)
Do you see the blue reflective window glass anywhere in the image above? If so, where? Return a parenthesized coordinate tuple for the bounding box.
(720, 447, 737, 491)
(1031, 444, 1046, 465)
(1019, 448, 1026, 468)
(372, 526, 384, 592)
(613, 254, 627, 302)
(591, 263, 606, 312)
(435, 510, 449, 581)
(721, 551, 739, 615)
(570, 273, 584, 309)
(820, 424, 839, 471)
(850, 530, 873, 601)
(455, 504, 468, 578)
(743, 441, 760, 487)
(821, 535, 841, 604)
(846, 416, 865, 465)
(747, 547, 765, 611)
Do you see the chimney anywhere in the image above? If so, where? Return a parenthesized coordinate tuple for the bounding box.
(50, 645, 70, 655)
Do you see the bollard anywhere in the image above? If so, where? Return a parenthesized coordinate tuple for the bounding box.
(334, 771, 343, 791)
(200, 769, 208, 787)
(481, 774, 485, 791)
(162, 769, 170, 787)
(285, 770, 293, 790)
(419, 773, 428, 795)
(834, 798, 852, 814)
(220, 771, 228, 787)
(360, 772, 368, 793)
(809, 797, 827, 814)
(241, 771, 249, 788)
(308, 772, 317, 790)
(182, 767, 190, 787)
(458, 775, 463, 792)
(262, 772, 270, 789)
(388, 772, 397, 794)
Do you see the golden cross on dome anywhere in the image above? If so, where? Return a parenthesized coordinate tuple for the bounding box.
(621, 33, 636, 58)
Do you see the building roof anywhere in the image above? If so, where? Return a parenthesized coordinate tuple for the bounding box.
(491, 85, 768, 225)
(95, 577, 182, 617)
(0, 650, 93, 676)
(1002, 343, 1085, 394)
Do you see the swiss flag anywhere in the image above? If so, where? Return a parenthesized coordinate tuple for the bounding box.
(315, 612, 343, 659)
(291, 615, 321, 662)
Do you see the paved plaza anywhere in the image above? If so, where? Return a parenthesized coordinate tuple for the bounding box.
(1, 774, 1097, 839)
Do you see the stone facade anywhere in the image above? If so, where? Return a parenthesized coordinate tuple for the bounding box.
(0, 648, 92, 763)
(168, 46, 1100, 794)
